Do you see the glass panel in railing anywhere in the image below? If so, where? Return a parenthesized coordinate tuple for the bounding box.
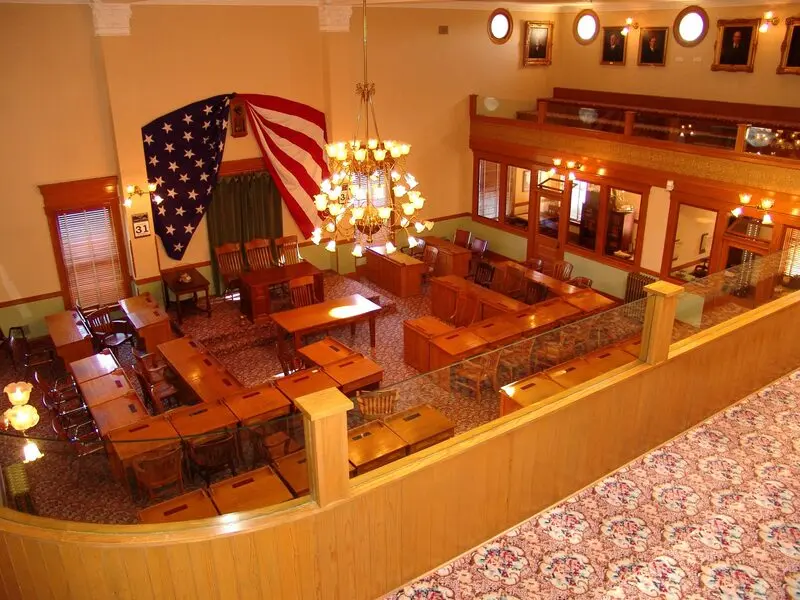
(672, 248, 792, 342)
(743, 125, 800, 160)
(633, 113, 738, 150)
(543, 101, 625, 134)
(474, 95, 537, 119)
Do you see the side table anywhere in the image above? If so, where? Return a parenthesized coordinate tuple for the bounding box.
(161, 267, 212, 324)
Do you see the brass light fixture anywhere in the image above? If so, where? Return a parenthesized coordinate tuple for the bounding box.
(621, 16, 639, 36)
(731, 193, 775, 224)
(125, 182, 162, 208)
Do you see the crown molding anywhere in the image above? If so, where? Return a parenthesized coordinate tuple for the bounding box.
(91, 2, 132, 35)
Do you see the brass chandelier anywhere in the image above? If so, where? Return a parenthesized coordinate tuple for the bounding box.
(311, 0, 433, 257)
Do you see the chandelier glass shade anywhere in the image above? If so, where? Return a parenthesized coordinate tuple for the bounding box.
(311, 0, 433, 257)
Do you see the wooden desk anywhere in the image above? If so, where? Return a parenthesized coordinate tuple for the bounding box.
(138, 489, 219, 524)
(323, 354, 384, 395)
(365, 246, 426, 297)
(275, 369, 339, 403)
(504, 298, 583, 336)
(158, 337, 243, 403)
(69, 350, 119, 384)
(274, 450, 356, 497)
(429, 276, 527, 323)
(585, 346, 637, 373)
(127, 306, 172, 352)
(500, 374, 565, 416)
(119, 294, 157, 314)
(495, 261, 581, 297)
(210, 466, 293, 514)
(161, 267, 211, 324)
(383, 404, 455, 454)
(79, 371, 133, 408)
(240, 261, 324, 325)
(91, 391, 148, 437)
(298, 337, 355, 367)
(46, 311, 93, 366)
(167, 400, 238, 440)
(271, 294, 382, 352)
(107, 415, 181, 490)
(347, 421, 408, 475)
(621, 338, 642, 358)
(422, 236, 472, 277)
(157, 337, 206, 372)
(468, 316, 525, 347)
(563, 289, 617, 313)
(403, 316, 455, 373)
(223, 384, 291, 424)
(545, 358, 603, 389)
(429, 328, 487, 371)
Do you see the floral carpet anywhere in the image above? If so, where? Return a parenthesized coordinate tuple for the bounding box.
(382, 369, 800, 600)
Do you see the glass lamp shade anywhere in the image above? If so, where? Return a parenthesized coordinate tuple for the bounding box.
(23, 440, 43, 463)
(4, 382, 32, 406)
(5, 404, 39, 432)
(385, 241, 397, 254)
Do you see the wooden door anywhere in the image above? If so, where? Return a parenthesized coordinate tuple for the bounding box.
(527, 174, 565, 270)
(716, 239, 773, 308)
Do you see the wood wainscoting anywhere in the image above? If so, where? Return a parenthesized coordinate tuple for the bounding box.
(0, 292, 798, 600)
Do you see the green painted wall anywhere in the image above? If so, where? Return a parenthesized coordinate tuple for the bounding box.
(0, 296, 65, 338)
(465, 221, 527, 261)
(565, 252, 629, 299)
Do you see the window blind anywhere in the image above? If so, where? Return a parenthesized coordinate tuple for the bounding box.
(477, 160, 500, 220)
(782, 227, 800, 277)
(56, 208, 126, 307)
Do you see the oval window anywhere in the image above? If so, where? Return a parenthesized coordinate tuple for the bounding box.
(574, 9, 599, 45)
(488, 9, 513, 45)
(673, 6, 709, 47)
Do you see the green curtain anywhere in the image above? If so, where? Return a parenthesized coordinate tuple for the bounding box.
(207, 171, 283, 293)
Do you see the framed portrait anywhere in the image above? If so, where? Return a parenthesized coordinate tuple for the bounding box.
(711, 19, 759, 72)
(777, 17, 800, 74)
(523, 21, 553, 66)
(601, 27, 627, 65)
(638, 27, 669, 66)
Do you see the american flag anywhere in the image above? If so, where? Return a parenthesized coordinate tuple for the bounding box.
(142, 94, 233, 260)
(240, 94, 328, 238)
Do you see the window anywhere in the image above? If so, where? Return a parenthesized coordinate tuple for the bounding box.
(56, 208, 126, 307)
(604, 188, 642, 262)
(504, 166, 530, 231)
(567, 180, 600, 251)
(488, 9, 513, 44)
(573, 9, 599, 45)
(536, 169, 563, 239)
(673, 6, 708, 47)
(669, 204, 717, 281)
(477, 160, 500, 220)
(782, 227, 800, 278)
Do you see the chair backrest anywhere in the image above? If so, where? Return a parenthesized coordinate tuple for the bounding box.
(133, 446, 183, 489)
(289, 276, 317, 308)
(356, 389, 398, 419)
(87, 307, 114, 336)
(453, 229, 472, 248)
(451, 294, 478, 327)
(188, 432, 236, 467)
(214, 243, 244, 278)
(244, 238, 275, 271)
(524, 280, 549, 304)
(523, 257, 544, 272)
(567, 276, 593, 289)
(469, 237, 488, 256)
(474, 262, 495, 287)
(278, 351, 305, 377)
(503, 265, 525, 295)
(552, 260, 574, 281)
(422, 245, 439, 269)
(276, 236, 301, 265)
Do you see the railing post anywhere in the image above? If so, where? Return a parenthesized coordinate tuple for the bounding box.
(623, 110, 636, 136)
(735, 124, 749, 152)
(640, 281, 684, 365)
(537, 99, 548, 125)
(294, 388, 353, 507)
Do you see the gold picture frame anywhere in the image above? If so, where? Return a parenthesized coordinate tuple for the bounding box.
(711, 19, 760, 72)
(523, 21, 553, 66)
(638, 27, 669, 66)
(777, 17, 800, 74)
(601, 26, 627, 65)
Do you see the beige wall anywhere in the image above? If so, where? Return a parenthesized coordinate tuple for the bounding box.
(549, 4, 800, 106)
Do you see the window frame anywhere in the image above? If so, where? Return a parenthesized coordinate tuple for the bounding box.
(40, 176, 130, 309)
(503, 163, 534, 233)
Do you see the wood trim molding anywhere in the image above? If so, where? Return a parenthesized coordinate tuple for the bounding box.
(218, 157, 267, 177)
(0, 291, 63, 310)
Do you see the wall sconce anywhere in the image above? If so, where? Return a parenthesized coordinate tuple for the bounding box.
(552, 158, 585, 182)
(125, 183, 163, 208)
(621, 17, 639, 36)
(759, 11, 780, 33)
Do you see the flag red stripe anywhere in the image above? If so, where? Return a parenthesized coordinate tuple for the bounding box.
(238, 93, 327, 135)
(258, 116, 330, 179)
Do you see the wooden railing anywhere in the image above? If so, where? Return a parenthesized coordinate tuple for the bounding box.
(1, 286, 799, 599)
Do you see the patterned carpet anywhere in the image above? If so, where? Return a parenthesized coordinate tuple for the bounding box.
(382, 369, 800, 600)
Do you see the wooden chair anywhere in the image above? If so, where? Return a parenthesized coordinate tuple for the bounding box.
(453, 229, 472, 248)
(451, 352, 501, 402)
(33, 370, 84, 416)
(275, 236, 302, 265)
(552, 260, 574, 282)
(567, 276, 593, 289)
(355, 389, 398, 421)
(473, 262, 495, 288)
(467, 238, 489, 278)
(132, 446, 185, 502)
(244, 238, 275, 271)
(502, 265, 526, 300)
(421, 245, 439, 282)
(52, 416, 105, 474)
(9, 327, 55, 378)
(277, 351, 305, 377)
(187, 432, 237, 487)
(241, 414, 304, 469)
(524, 280, 549, 305)
(523, 257, 544, 272)
(86, 307, 133, 356)
(215, 242, 245, 301)
(289, 276, 318, 309)
(132, 359, 180, 414)
(449, 293, 478, 327)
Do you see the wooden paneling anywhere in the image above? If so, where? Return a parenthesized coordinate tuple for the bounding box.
(0, 293, 798, 599)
